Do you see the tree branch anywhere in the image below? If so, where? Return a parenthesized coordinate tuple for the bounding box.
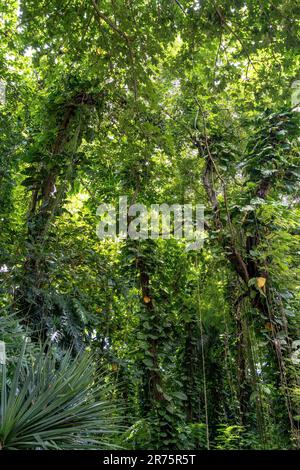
(91, 0, 137, 98)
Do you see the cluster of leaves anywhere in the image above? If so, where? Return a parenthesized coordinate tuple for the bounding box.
(1, 0, 300, 451)
(0, 342, 121, 450)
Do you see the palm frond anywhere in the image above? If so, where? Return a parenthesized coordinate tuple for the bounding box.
(0, 343, 123, 449)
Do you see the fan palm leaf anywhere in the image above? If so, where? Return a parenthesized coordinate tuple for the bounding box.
(0, 342, 122, 449)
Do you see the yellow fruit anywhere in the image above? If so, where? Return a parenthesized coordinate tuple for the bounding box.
(256, 277, 266, 289)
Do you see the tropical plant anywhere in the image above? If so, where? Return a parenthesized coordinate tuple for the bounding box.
(1, 0, 300, 451)
(0, 342, 122, 450)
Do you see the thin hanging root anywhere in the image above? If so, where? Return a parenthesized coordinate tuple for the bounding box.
(247, 322, 269, 448)
(196, 256, 210, 450)
(265, 294, 299, 447)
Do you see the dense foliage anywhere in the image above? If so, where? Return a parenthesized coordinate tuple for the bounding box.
(0, 0, 300, 450)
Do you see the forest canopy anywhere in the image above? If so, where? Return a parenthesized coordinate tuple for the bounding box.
(0, 0, 300, 451)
